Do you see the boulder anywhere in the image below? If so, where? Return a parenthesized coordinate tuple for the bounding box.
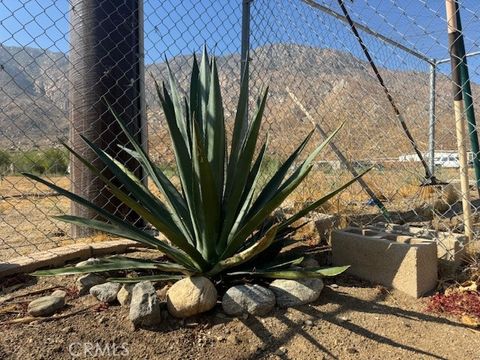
(222, 284, 275, 316)
(167, 277, 217, 318)
(90, 282, 121, 303)
(129, 281, 161, 327)
(270, 278, 324, 307)
(76, 273, 106, 295)
(28, 295, 65, 317)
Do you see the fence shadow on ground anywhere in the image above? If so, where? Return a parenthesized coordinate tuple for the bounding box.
(239, 282, 471, 360)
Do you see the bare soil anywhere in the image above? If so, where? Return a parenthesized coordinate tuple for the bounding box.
(0, 274, 478, 360)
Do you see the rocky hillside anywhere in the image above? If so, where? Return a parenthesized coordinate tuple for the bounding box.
(0, 43, 470, 159)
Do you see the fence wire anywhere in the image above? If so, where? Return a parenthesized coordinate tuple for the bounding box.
(0, 0, 479, 261)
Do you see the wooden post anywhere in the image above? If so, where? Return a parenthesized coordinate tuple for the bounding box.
(445, 0, 473, 242)
(69, 0, 145, 238)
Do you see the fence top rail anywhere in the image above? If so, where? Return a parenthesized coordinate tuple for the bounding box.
(301, 0, 434, 65)
(436, 50, 480, 65)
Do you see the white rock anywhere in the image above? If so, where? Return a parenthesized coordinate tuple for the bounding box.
(270, 278, 324, 307)
(28, 295, 65, 317)
(129, 281, 161, 327)
(76, 258, 102, 268)
(76, 273, 106, 295)
(167, 277, 217, 318)
(222, 284, 275, 316)
(90, 282, 121, 303)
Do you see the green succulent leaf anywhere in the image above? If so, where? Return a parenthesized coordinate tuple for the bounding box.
(32, 256, 189, 276)
(226, 265, 350, 279)
(209, 224, 278, 275)
(107, 274, 185, 283)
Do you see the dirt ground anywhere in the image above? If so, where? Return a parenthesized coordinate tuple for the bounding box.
(0, 273, 478, 360)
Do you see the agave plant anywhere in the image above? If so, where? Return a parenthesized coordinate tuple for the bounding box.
(27, 48, 368, 282)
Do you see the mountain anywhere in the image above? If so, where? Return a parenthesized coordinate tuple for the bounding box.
(0, 45, 69, 147)
(0, 43, 469, 160)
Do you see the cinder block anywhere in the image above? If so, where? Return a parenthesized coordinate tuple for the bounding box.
(332, 227, 438, 298)
(368, 222, 466, 270)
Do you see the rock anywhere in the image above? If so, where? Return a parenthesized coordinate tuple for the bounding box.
(226, 334, 241, 345)
(222, 284, 275, 316)
(347, 347, 359, 354)
(300, 257, 319, 268)
(313, 213, 338, 240)
(76, 273, 106, 295)
(156, 284, 169, 300)
(167, 277, 217, 318)
(90, 282, 121, 303)
(117, 284, 134, 306)
(51, 290, 67, 299)
(76, 257, 102, 268)
(270, 278, 324, 307)
(28, 295, 65, 317)
(304, 319, 314, 326)
(129, 281, 161, 327)
(61, 326, 74, 334)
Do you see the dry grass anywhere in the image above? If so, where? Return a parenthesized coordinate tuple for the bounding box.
(0, 166, 478, 261)
(0, 176, 98, 260)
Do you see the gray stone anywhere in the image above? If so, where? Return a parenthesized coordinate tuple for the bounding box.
(222, 284, 275, 316)
(129, 281, 161, 327)
(117, 284, 134, 306)
(270, 278, 324, 307)
(167, 277, 217, 318)
(28, 295, 65, 317)
(90, 282, 121, 303)
(76, 273, 106, 295)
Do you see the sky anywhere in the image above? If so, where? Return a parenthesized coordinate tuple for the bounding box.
(0, 0, 479, 77)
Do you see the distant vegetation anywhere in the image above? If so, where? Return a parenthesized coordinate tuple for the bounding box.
(0, 148, 69, 176)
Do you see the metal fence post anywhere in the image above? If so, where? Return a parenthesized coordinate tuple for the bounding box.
(445, 0, 473, 242)
(428, 61, 437, 176)
(454, 1, 480, 197)
(69, 0, 144, 238)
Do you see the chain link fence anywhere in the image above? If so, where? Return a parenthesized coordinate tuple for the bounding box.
(1, 0, 479, 262)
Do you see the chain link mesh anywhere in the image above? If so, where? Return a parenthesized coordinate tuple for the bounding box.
(0, 0, 479, 261)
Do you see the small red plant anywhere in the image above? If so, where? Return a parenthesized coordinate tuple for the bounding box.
(427, 291, 480, 319)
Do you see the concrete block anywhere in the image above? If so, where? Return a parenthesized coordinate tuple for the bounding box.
(368, 222, 466, 270)
(332, 227, 438, 298)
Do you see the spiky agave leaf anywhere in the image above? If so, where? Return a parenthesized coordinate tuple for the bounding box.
(32, 256, 191, 276)
(107, 274, 185, 283)
(226, 266, 350, 279)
